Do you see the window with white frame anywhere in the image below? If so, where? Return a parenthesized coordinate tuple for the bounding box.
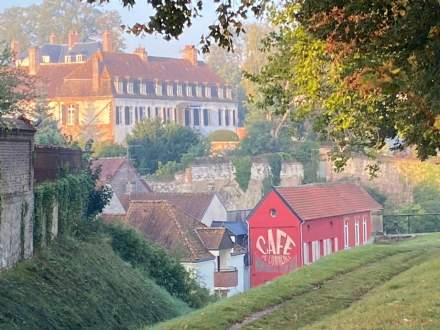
(139, 107, 145, 121)
(334, 237, 339, 252)
(218, 109, 223, 126)
(218, 87, 224, 99)
(196, 85, 203, 97)
(344, 220, 350, 249)
(115, 106, 122, 125)
(226, 88, 232, 99)
(76, 54, 84, 62)
(65, 55, 72, 63)
(177, 84, 183, 96)
(42, 55, 51, 63)
(186, 84, 192, 97)
(67, 104, 76, 126)
(303, 242, 309, 265)
(362, 218, 368, 244)
(155, 81, 162, 96)
(140, 82, 147, 95)
(323, 239, 332, 256)
(167, 84, 174, 96)
(114, 80, 123, 94)
(355, 220, 360, 246)
(205, 86, 211, 98)
(127, 82, 134, 94)
(312, 241, 320, 262)
(124, 106, 132, 125)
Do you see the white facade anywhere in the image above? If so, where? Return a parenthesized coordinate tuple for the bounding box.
(113, 98, 238, 144)
(202, 194, 228, 226)
(182, 259, 216, 292)
(228, 253, 246, 295)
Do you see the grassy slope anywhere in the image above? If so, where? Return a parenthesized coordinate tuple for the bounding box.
(0, 238, 189, 330)
(154, 234, 440, 330)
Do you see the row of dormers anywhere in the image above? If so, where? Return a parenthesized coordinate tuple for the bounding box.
(112, 79, 233, 99)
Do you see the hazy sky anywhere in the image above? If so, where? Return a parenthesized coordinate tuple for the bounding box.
(0, 0, 219, 58)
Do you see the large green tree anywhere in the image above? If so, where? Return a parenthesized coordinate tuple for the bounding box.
(0, 0, 124, 50)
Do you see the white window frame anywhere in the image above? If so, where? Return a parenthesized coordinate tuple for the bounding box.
(140, 82, 147, 95)
(155, 81, 162, 96)
(303, 242, 309, 265)
(177, 84, 183, 96)
(362, 218, 368, 244)
(312, 240, 320, 262)
(76, 54, 84, 62)
(186, 84, 192, 97)
(205, 85, 211, 98)
(65, 55, 72, 63)
(334, 237, 339, 252)
(344, 219, 350, 249)
(196, 85, 203, 97)
(323, 238, 332, 256)
(67, 104, 76, 126)
(127, 82, 134, 94)
(226, 88, 232, 99)
(42, 55, 50, 63)
(218, 87, 224, 99)
(167, 84, 174, 96)
(355, 220, 360, 246)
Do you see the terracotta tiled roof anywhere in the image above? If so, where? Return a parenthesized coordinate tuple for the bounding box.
(91, 157, 126, 183)
(275, 182, 383, 221)
(36, 63, 83, 98)
(196, 228, 234, 250)
(125, 200, 214, 262)
(129, 192, 216, 221)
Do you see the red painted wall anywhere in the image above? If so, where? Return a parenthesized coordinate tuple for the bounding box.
(248, 191, 301, 287)
(249, 191, 374, 288)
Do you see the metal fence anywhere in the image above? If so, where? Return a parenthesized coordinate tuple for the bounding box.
(383, 213, 440, 234)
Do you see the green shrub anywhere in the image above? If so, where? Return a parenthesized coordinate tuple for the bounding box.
(232, 156, 252, 191)
(93, 141, 127, 157)
(102, 223, 214, 308)
(208, 130, 239, 141)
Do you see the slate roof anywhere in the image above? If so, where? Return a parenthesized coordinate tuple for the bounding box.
(211, 221, 248, 236)
(129, 192, 216, 221)
(125, 200, 215, 262)
(196, 228, 234, 250)
(275, 182, 383, 221)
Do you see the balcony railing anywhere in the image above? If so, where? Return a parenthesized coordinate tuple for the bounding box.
(214, 267, 238, 288)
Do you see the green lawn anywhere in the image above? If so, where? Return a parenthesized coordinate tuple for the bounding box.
(153, 234, 440, 330)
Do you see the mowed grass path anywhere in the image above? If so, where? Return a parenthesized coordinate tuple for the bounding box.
(153, 234, 440, 330)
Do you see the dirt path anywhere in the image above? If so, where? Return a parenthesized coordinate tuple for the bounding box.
(229, 250, 426, 330)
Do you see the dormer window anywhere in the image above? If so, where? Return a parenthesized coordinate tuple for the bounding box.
(140, 82, 147, 95)
(127, 81, 134, 94)
(186, 84, 192, 97)
(76, 54, 84, 62)
(114, 79, 124, 94)
(42, 56, 50, 63)
(177, 84, 183, 96)
(167, 84, 174, 96)
(155, 81, 162, 96)
(196, 85, 203, 98)
(218, 87, 224, 99)
(226, 88, 232, 99)
(205, 86, 211, 98)
(65, 55, 72, 63)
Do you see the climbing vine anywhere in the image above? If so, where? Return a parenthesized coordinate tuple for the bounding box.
(20, 198, 29, 260)
(232, 156, 252, 192)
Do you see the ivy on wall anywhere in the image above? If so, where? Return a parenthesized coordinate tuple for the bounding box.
(232, 156, 252, 192)
(33, 172, 94, 250)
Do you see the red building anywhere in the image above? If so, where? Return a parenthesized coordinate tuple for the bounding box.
(248, 182, 382, 287)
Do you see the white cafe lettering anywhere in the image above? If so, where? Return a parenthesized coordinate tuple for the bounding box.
(256, 229, 296, 256)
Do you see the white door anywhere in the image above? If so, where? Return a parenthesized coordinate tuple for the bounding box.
(303, 242, 309, 265)
(344, 221, 349, 249)
(355, 221, 360, 246)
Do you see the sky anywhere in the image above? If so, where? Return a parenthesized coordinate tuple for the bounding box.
(0, 0, 220, 58)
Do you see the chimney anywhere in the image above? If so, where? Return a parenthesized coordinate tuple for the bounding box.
(102, 30, 112, 52)
(134, 47, 148, 60)
(182, 45, 197, 66)
(28, 47, 39, 75)
(10, 39, 20, 61)
(92, 54, 101, 92)
(49, 33, 57, 44)
(68, 30, 79, 49)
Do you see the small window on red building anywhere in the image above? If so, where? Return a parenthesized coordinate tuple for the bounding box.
(269, 208, 277, 218)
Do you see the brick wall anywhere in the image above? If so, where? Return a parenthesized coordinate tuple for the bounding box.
(0, 120, 35, 270)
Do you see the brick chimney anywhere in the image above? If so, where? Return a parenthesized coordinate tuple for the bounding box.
(182, 45, 197, 66)
(102, 30, 112, 52)
(134, 47, 148, 60)
(68, 30, 79, 49)
(49, 33, 57, 44)
(92, 54, 101, 92)
(10, 39, 20, 60)
(28, 47, 39, 75)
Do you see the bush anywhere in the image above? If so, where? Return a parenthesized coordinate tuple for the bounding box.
(232, 156, 252, 191)
(292, 141, 320, 183)
(102, 223, 214, 308)
(208, 130, 239, 142)
(93, 141, 127, 157)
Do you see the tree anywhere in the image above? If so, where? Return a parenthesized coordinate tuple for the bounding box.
(0, 45, 36, 118)
(249, 2, 440, 171)
(33, 100, 68, 146)
(85, 0, 265, 52)
(127, 120, 203, 174)
(0, 0, 124, 50)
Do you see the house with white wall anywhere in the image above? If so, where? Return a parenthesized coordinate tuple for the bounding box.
(125, 200, 246, 297)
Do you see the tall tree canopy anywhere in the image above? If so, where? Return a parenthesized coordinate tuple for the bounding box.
(0, 0, 124, 50)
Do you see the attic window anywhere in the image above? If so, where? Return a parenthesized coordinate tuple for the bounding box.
(42, 55, 50, 63)
(186, 84, 192, 97)
(177, 84, 183, 96)
(114, 80, 123, 94)
(196, 85, 203, 98)
(65, 55, 72, 63)
(167, 84, 173, 96)
(218, 87, 224, 99)
(127, 82, 134, 94)
(140, 82, 147, 95)
(205, 86, 211, 98)
(76, 54, 84, 62)
(269, 208, 277, 218)
(226, 88, 232, 99)
(155, 81, 162, 96)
